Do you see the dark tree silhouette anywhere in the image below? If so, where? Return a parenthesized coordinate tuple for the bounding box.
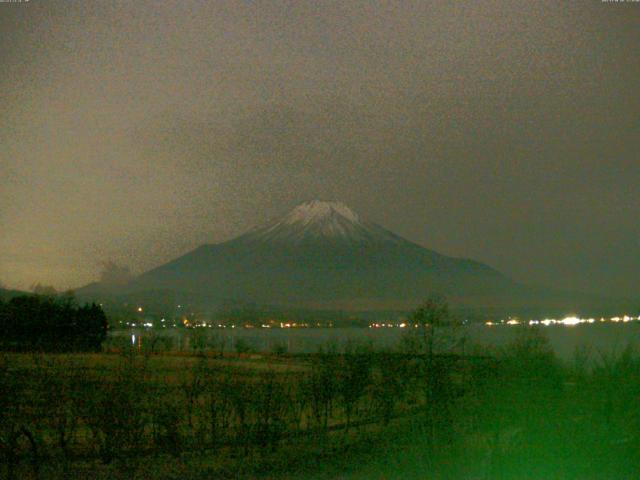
(0, 294, 108, 352)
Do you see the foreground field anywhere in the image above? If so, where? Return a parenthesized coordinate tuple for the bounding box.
(1, 328, 640, 479)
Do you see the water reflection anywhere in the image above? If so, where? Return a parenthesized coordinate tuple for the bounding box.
(109, 320, 640, 361)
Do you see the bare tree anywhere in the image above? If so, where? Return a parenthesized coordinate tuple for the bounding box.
(401, 296, 460, 443)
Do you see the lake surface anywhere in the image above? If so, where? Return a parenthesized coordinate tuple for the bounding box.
(108, 322, 640, 362)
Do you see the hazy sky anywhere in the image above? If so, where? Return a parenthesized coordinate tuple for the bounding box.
(1, 0, 638, 297)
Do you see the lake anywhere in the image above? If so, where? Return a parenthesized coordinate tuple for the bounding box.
(108, 322, 640, 361)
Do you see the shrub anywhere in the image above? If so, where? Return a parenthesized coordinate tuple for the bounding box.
(234, 338, 254, 355)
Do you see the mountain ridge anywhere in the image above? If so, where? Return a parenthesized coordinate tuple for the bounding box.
(76, 201, 624, 315)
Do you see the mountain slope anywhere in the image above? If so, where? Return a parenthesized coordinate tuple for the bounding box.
(0, 287, 28, 301)
(121, 201, 517, 308)
(78, 201, 620, 314)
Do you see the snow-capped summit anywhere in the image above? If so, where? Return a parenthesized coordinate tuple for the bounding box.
(282, 201, 360, 225)
(239, 200, 401, 245)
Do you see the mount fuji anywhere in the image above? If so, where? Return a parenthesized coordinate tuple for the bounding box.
(78, 201, 606, 314)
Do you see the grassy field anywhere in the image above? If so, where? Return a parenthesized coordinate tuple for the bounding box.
(1, 328, 640, 479)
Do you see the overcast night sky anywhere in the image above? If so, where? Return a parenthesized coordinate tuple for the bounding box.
(1, 0, 638, 297)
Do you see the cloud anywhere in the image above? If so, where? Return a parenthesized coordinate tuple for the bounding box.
(98, 261, 134, 286)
